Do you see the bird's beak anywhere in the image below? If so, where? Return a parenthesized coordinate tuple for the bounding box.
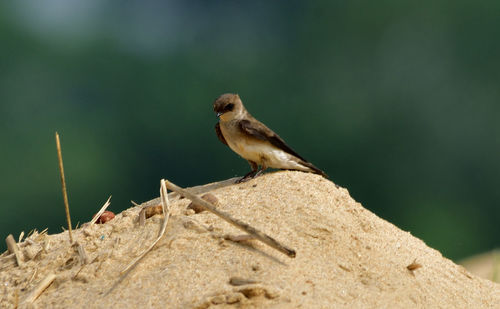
(216, 112, 222, 118)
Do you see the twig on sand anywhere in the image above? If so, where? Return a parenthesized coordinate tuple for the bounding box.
(139, 177, 240, 209)
(55, 132, 73, 243)
(139, 208, 147, 226)
(120, 179, 171, 274)
(90, 196, 112, 225)
(165, 180, 296, 258)
(105, 180, 171, 296)
(23, 273, 56, 304)
(18, 231, 25, 243)
(5, 234, 23, 266)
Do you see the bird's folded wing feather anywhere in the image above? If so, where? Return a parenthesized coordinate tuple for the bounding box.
(239, 119, 307, 162)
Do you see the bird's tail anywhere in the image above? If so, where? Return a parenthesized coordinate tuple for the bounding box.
(300, 161, 328, 178)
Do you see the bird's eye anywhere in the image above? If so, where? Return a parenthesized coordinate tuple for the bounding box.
(225, 103, 234, 111)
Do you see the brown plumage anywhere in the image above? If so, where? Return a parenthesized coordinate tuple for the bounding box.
(213, 93, 327, 182)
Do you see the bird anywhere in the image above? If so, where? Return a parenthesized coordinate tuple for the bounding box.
(213, 93, 327, 183)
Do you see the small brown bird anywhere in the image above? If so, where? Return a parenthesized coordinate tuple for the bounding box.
(213, 93, 327, 183)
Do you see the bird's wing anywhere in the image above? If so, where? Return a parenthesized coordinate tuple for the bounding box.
(215, 122, 228, 146)
(239, 119, 307, 161)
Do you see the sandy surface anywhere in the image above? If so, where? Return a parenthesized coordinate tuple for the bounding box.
(1, 171, 499, 308)
(460, 250, 500, 284)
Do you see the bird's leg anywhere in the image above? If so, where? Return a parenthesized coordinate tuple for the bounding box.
(236, 161, 259, 183)
(254, 163, 267, 177)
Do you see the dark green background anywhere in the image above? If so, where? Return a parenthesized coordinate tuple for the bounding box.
(1, 1, 498, 260)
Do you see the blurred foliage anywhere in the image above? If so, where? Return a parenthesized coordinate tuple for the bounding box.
(0, 1, 498, 260)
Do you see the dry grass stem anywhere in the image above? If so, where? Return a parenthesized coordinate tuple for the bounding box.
(24, 273, 56, 304)
(55, 132, 73, 243)
(229, 277, 259, 286)
(74, 241, 89, 264)
(27, 229, 36, 238)
(224, 234, 255, 242)
(168, 177, 240, 198)
(139, 208, 146, 226)
(165, 180, 296, 258)
(6, 234, 23, 266)
(139, 177, 240, 208)
(120, 179, 171, 274)
(90, 196, 112, 225)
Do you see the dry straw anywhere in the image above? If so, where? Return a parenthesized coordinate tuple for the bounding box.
(55, 132, 73, 243)
(90, 196, 112, 225)
(165, 180, 296, 258)
(120, 179, 171, 274)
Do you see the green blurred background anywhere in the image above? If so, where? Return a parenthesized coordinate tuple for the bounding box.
(0, 1, 498, 261)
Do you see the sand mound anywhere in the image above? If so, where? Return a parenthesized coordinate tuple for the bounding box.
(1, 171, 499, 308)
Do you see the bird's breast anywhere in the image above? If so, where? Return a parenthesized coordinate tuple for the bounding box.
(220, 122, 305, 169)
(220, 121, 262, 162)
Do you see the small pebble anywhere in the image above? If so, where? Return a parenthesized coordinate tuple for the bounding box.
(226, 293, 243, 304)
(210, 295, 225, 305)
(187, 193, 219, 213)
(95, 211, 115, 224)
(144, 205, 163, 218)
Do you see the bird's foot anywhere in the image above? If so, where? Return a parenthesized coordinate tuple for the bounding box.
(236, 170, 258, 183)
(254, 169, 265, 177)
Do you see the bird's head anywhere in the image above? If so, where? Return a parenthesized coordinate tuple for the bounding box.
(213, 93, 244, 121)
